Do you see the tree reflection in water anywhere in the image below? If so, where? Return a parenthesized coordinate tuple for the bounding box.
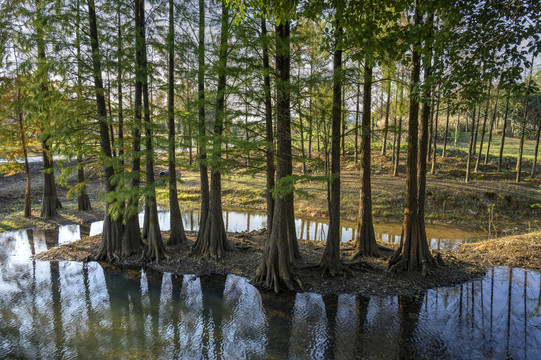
(1, 226, 541, 360)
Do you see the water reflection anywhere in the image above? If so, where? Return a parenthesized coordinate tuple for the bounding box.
(1, 228, 540, 359)
(24, 210, 483, 252)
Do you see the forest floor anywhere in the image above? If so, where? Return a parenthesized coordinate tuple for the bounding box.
(34, 228, 541, 296)
(3, 140, 541, 295)
(1, 146, 540, 234)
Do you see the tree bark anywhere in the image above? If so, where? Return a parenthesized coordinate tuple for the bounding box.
(76, 0, 91, 211)
(394, 71, 405, 177)
(88, 0, 124, 261)
(426, 101, 434, 163)
(388, 3, 435, 274)
(261, 18, 275, 235)
(320, 8, 349, 275)
(18, 108, 32, 217)
(341, 85, 346, 158)
(193, 1, 230, 259)
(117, 3, 124, 161)
(532, 119, 541, 178)
(498, 88, 511, 171)
(36, 0, 61, 219)
(354, 65, 379, 258)
(475, 80, 492, 172)
(121, 0, 146, 257)
(516, 56, 534, 183)
(454, 113, 459, 147)
(197, 0, 210, 238)
(167, 0, 187, 245)
(141, 3, 167, 262)
(465, 108, 477, 183)
(354, 78, 361, 165)
(442, 105, 450, 158)
(253, 21, 300, 293)
(430, 98, 439, 174)
(381, 78, 391, 156)
(472, 107, 480, 156)
(485, 83, 501, 164)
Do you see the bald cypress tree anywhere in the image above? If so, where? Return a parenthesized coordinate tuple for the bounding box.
(388, 1, 436, 274)
(87, 0, 124, 260)
(192, 1, 230, 258)
(167, 0, 187, 245)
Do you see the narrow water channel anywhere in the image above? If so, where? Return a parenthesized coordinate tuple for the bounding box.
(1, 213, 538, 359)
(85, 209, 482, 250)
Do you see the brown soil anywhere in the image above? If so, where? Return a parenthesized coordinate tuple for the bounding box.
(0, 162, 105, 232)
(34, 228, 500, 296)
(2, 152, 540, 236)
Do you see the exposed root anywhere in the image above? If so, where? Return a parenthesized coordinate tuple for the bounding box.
(378, 244, 394, 252)
(318, 258, 352, 277)
(95, 214, 124, 261)
(344, 260, 378, 271)
(294, 263, 319, 270)
(435, 252, 445, 266)
(192, 203, 230, 259)
(352, 250, 382, 261)
(121, 215, 143, 258)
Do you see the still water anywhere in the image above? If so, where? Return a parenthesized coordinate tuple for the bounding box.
(85, 209, 483, 251)
(1, 213, 538, 359)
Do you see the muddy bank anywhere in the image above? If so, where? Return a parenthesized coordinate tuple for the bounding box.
(35, 228, 498, 296)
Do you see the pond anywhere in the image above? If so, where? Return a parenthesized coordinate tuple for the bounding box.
(88, 209, 484, 250)
(1, 215, 539, 359)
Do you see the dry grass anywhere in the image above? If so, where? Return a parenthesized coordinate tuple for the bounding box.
(453, 231, 541, 271)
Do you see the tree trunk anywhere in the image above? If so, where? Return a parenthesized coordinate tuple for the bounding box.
(36, 0, 61, 218)
(167, 0, 187, 245)
(253, 21, 300, 293)
(391, 90, 399, 165)
(485, 83, 501, 164)
(18, 108, 32, 217)
(394, 71, 405, 177)
(516, 56, 534, 183)
(516, 116, 527, 182)
(354, 65, 379, 258)
(193, 1, 230, 259)
(472, 106, 480, 156)
(475, 80, 492, 172)
(465, 108, 477, 183)
(341, 85, 346, 158)
(139, 0, 166, 261)
(430, 98, 439, 174)
(320, 9, 348, 275)
(87, 0, 124, 261)
(388, 3, 435, 274)
(354, 79, 361, 165)
(498, 88, 511, 171)
(197, 0, 210, 237)
(117, 5, 124, 161)
(426, 102, 434, 163)
(381, 78, 391, 156)
(442, 105, 450, 158)
(76, 0, 91, 211)
(107, 76, 116, 159)
(454, 113, 459, 147)
(261, 18, 275, 235)
(531, 119, 541, 178)
(298, 66, 307, 174)
(121, 0, 146, 257)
